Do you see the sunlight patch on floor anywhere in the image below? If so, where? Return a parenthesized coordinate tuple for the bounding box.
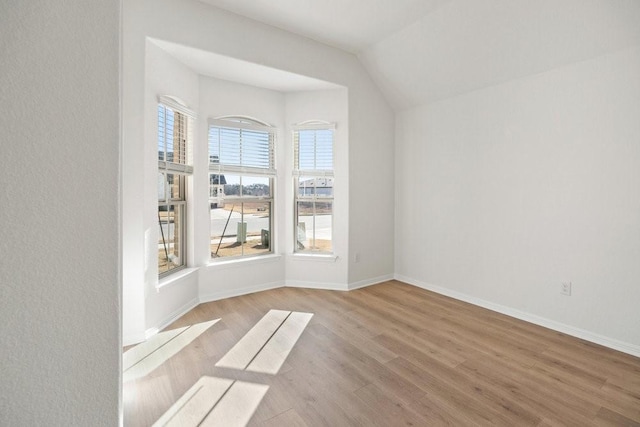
(246, 311, 313, 374)
(153, 376, 269, 427)
(123, 319, 220, 382)
(215, 309, 290, 371)
(150, 310, 313, 426)
(215, 309, 313, 374)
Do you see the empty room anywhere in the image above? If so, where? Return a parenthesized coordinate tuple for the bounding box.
(2, 0, 639, 425)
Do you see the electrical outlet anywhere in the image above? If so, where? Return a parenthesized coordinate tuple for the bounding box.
(561, 282, 572, 296)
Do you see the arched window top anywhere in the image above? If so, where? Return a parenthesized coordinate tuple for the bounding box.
(159, 95, 186, 107)
(293, 120, 335, 131)
(214, 115, 273, 129)
(208, 115, 276, 173)
(158, 95, 196, 119)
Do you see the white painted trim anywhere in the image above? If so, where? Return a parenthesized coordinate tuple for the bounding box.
(395, 274, 640, 358)
(139, 275, 387, 346)
(285, 280, 348, 291)
(348, 274, 394, 291)
(123, 331, 147, 347)
(158, 95, 196, 119)
(144, 297, 200, 340)
(199, 281, 285, 303)
(207, 254, 282, 271)
(210, 116, 275, 132)
(157, 267, 199, 291)
(288, 253, 338, 262)
(292, 120, 336, 131)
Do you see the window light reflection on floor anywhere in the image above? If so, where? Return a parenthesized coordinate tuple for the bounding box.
(153, 377, 269, 427)
(215, 309, 313, 375)
(128, 309, 314, 426)
(123, 319, 220, 382)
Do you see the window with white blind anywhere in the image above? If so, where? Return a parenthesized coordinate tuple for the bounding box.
(208, 117, 275, 259)
(293, 122, 335, 253)
(157, 97, 195, 276)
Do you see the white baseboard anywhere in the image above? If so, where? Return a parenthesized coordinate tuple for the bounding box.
(348, 274, 394, 290)
(395, 274, 640, 358)
(143, 276, 394, 340)
(199, 281, 284, 304)
(286, 273, 394, 291)
(144, 297, 200, 340)
(286, 280, 349, 291)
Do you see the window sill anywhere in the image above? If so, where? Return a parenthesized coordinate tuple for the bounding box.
(289, 253, 338, 263)
(157, 267, 199, 291)
(207, 253, 282, 270)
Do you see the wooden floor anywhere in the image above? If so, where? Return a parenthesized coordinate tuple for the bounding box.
(123, 280, 640, 426)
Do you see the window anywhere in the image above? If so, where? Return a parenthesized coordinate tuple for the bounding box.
(293, 122, 334, 253)
(208, 117, 275, 259)
(157, 97, 195, 276)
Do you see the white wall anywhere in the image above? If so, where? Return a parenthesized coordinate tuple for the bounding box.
(122, 0, 395, 336)
(0, 0, 120, 424)
(122, 0, 149, 344)
(124, 40, 203, 343)
(285, 89, 350, 288)
(184, 78, 351, 299)
(139, 0, 394, 290)
(347, 81, 396, 286)
(143, 41, 201, 331)
(197, 77, 287, 300)
(395, 47, 640, 354)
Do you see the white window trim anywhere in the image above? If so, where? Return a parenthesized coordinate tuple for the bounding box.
(159, 95, 197, 119)
(157, 267, 199, 290)
(207, 253, 283, 270)
(157, 98, 195, 278)
(208, 116, 277, 261)
(293, 121, 336, 255)
(293, 120, 336, 131)
(209, 117, 275, 133)
(289, 253, 338, 262)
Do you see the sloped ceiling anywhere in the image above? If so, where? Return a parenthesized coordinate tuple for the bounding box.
(149, 39, 343, 92)
(197, 0, 451, 53)
(199, 0, 640, 110)
(360, 0, 640, 109)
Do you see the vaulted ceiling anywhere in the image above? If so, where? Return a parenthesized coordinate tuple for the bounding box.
(199, 0, 640, 110)
(197, 0, 451, 53)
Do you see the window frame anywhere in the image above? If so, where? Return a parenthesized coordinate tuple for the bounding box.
(208, 117, 276, 260)
(157, 96, 195, 278)
(293, 121, 335, 254)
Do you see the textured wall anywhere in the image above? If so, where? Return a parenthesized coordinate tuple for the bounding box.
(0, 0, 121, 424)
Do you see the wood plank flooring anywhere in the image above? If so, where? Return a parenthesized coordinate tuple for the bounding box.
(123, 280, 640, 426)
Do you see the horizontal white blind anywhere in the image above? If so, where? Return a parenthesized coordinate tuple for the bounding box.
(294, 128, 334, 176)
(209, 120, 275, 176)
(158, 104, 193, 172)
(158, 161, 193, 175)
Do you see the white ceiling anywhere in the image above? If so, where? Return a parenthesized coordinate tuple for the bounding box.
(192, 0, 640, 109)
(150, 39, 343, 92)
(197, 0, 451, 53)
(360, 0, 640, 109)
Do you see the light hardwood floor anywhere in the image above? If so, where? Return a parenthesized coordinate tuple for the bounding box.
(123, 280, 640, 426)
